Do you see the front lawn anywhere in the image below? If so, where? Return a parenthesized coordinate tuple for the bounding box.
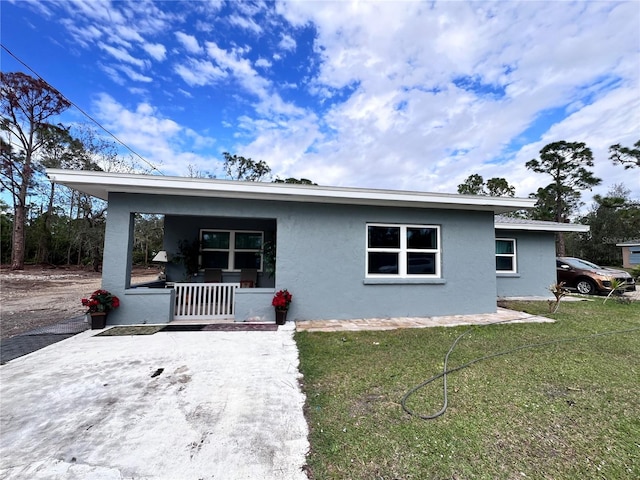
(296, 300, 640, 479)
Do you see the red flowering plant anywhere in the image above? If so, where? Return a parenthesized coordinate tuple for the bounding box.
(82, 289, 120, 314)
(272, 289, 292, 311)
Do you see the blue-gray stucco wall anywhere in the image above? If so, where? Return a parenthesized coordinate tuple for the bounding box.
(276, 203, 497, 320)
(496, 229, 557, 297)
(102, 192, 499, 324)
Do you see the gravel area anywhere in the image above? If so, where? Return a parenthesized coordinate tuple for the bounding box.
(0, 266, 159, 339)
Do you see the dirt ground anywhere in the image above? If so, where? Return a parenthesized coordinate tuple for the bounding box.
(0, 265, 160, 339)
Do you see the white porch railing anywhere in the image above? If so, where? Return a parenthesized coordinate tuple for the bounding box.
(173, 283, 240, 320)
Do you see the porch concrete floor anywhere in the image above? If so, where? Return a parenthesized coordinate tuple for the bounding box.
(0, 323, 308, 480)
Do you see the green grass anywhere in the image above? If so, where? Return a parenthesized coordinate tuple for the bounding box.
(296, 300, 640, 479)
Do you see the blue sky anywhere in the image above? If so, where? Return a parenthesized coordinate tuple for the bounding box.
(2, 0, 639, 204)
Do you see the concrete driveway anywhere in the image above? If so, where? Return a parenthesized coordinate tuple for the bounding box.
(0, 324, 309, 480)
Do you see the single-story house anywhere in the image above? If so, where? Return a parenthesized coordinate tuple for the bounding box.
(616, 240, 640, 268)
(46, 169, 589, 325)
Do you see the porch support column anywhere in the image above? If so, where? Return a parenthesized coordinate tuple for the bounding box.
(102, 205, 135, 292)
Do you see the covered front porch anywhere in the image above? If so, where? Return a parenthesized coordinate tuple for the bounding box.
(102, 197, 282, 325)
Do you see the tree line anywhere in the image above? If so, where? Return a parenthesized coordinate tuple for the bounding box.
(2, 71, 638, 270)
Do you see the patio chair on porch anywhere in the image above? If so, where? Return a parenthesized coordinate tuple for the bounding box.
(204, 268, 223, 283)
(240, 268, 257, 288)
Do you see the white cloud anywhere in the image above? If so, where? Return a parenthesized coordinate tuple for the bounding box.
(236, 0, 267, 17)
(99, 63, 126, 86)
(258, 0, 640, 205)
(10, 0, 54, 17)
(228, 14, 262, 34)
(98, 43, 148, 68)
(92, 94, 219, 176)
(255, 57, 272, 69)
(113, 24, 145, 43)
(174, 58, 227, 87)
(205, 41, 270, 98)
(127, 87, 148, 97)
(60, 19, 103, 48)
(194, 19, 215, 34)
(234, 112, 322, 174)
(120, 1, 177, 36)
(142, 42, 167, 61)
(116, 65, 153, 83)
(175, 31, 202, 54)
(278, 34, 296, 52)
(64, 0, 127, 25)
(46, 0, 176, 62)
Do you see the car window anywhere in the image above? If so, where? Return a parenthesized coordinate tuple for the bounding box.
(564, 258, 601, 270)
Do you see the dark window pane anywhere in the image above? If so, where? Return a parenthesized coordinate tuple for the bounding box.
(202, 251, 229, 269)
(368, 226, 400, 248)
(235, 252, 261, 269)
(496, 256, 514, 271)
(368, 252, 398, 274)
(496, 240, 514, 254)
(202, 232, 230, 249)
(407, 228, 437, 249)
(235, 233, 262, 249)
(407, 253, 436, 274)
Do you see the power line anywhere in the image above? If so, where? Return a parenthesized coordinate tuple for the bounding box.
(1, 43, 164, 175)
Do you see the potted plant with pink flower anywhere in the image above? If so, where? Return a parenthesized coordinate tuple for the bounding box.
(272, 289, 292, 325)
(82, 289, 120, 329)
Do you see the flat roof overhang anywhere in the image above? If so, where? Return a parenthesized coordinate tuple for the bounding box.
(47, 169, 536, 214)
(495, 220, 590, 233)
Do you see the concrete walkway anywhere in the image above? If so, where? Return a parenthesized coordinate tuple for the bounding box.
(0, 323, 309, 480)
(295, 306, 555, 332)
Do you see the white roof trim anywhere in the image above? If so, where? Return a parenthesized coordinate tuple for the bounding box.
(495, 220, 590, 233)
(616, 240, 640, 247)
(46, 169, 536, 214)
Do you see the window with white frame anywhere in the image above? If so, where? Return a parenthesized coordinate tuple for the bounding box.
(200, 230, 263, 271)
(495, 238, 516, 273)
(366, 224, 441, 277)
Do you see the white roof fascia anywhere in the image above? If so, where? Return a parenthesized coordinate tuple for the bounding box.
(616, 240, 640, 247)
(495, 220, 590, 233)
(46, 169, 536, 213)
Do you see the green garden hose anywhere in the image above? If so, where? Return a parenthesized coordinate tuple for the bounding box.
(401, 321, 640, 420)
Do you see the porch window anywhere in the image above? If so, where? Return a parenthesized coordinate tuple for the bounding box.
(496, 238, 517, 273)
(200, 230, 263, 271)
(366, 224, 441, 277)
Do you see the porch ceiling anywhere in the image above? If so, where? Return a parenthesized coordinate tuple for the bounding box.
(47, 168, 535, 214)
